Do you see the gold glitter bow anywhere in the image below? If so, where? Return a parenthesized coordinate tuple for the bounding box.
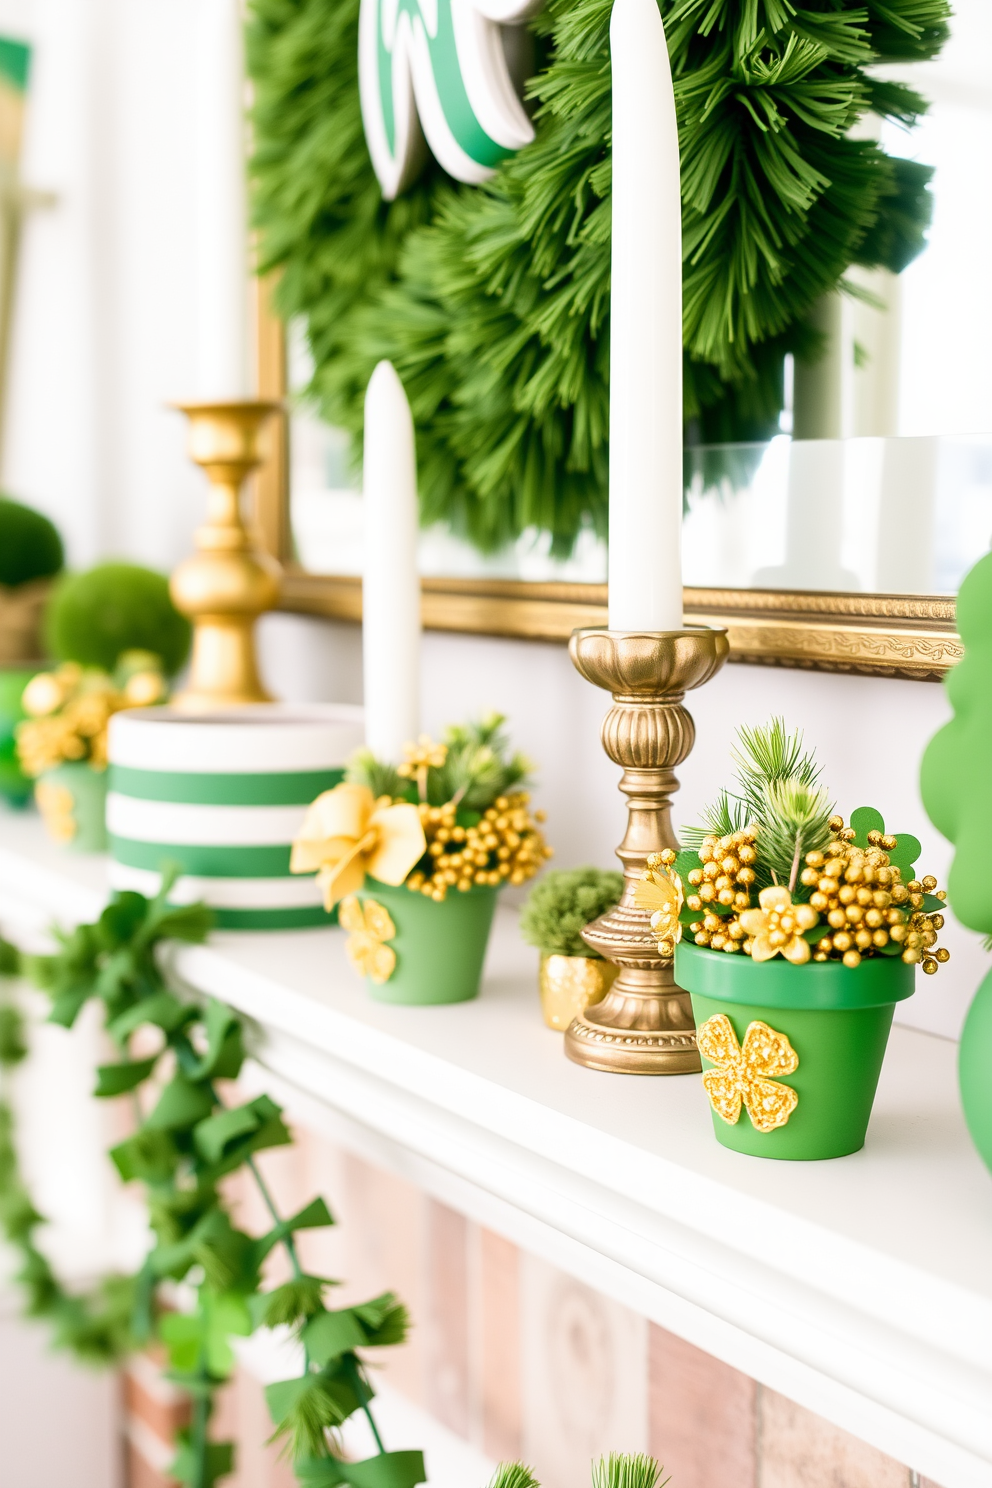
(290, 782, 427, 910)
(739, 885, 818, 964)
(633, 851, 684, 957)
(697, 1013, 799, 1133)
(339, 896, 397, 984)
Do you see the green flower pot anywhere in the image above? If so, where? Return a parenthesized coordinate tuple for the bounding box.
(0, 667, 39, 808)
(355, 879, 499, 1005)
(676, 941, 916, 1160)
(36, 761, 108, 852)
(959, 966, 992, 1175)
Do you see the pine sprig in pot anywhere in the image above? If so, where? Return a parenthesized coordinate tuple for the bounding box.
(651, 720, 950, 971)
(487, 1455, 669, 1488)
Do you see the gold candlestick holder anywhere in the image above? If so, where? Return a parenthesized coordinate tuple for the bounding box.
(565, 627, 729, 1074)
(170, 400, 282, 710)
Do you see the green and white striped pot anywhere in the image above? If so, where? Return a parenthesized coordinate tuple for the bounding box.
(106, 704, 364, 929)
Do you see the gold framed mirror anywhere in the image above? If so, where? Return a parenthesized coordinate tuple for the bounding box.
(252, 274, 961, 682)
(247, 0, 992, 685)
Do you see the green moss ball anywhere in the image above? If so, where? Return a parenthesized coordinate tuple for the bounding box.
(0, 497, 64, 587)
(45, 563, 191, 676)
(520, 866, 624, 958)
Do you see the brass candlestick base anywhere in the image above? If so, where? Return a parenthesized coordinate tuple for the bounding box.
(565, 628, 729, 1074)
(170, 400, 282, 710)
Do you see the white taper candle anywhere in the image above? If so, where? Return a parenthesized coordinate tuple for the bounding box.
(195, 0, 250, 398)
(362, 361, 422, 761)
(607, 0, 684, 630)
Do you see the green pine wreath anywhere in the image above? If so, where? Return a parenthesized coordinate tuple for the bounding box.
(247, 0, 949, 555)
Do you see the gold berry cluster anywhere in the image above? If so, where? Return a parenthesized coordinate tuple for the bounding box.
(406, 793, 553, 901)
(685, 816, 949, 972)
(797, 817, 948, 972)
(16, 664, 165, 777)
(684, 828, 759, 952)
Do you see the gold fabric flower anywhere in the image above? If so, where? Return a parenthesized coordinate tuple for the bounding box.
(290, 782, 427, 910)
(739, 885, 817, 964)
(339, 896, 397, 984)
(697, 1013, 799, 1133)
(633, 855, 684, 956)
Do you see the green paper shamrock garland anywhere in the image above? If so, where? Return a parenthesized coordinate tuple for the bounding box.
(0, 887, 422, 1488)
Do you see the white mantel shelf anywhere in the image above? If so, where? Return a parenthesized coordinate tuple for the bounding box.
(1, 812, 991, 1488)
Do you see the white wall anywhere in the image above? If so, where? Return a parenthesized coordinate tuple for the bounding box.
(0, 0, 205, 568)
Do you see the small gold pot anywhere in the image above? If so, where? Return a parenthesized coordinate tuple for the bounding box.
(539, 954, 618, 1032)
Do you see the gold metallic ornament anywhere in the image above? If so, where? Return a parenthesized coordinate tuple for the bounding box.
(407, 792, 551, 901)
(339, 896, 397, 984)
(565, 627, 729, 1075)
(169, 400, 282, 709)
(739, 885, 818, 964)
(697, 1014, 799, 1133)
(634, 855, 684, 953)
(538, 954, 618, 1031)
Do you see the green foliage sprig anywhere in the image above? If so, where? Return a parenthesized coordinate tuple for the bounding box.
(520, 867, 623, 957)
(0, 886, 423, 1488)
(488, 1455, 669, 1488)
(348, 713, 532, 811)
(682, 717, 832, 886)
(247, 0, 948, 555)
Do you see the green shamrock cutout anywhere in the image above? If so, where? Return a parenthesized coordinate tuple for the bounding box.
(849, 806, 921, 877)
(922, 550, 992, 932)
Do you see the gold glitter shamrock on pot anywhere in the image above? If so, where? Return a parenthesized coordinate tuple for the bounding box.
(739, 885, 818, 964)
(339, 896, 397, 984)
(697, 1014, 800, 1132)
(290, 782, 427, 909)
(633, 848, 684, 957)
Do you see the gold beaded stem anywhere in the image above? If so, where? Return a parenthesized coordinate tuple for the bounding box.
(683, 816, 948, 974)
(405, 792, 552, 901)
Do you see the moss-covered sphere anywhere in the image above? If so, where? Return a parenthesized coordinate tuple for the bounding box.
(45, 563, 191, 677)
(0, 497, 64, 587)
(520, 866, 623, 958)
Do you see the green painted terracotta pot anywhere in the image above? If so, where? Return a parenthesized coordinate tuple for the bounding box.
(959, 967, 992, 1175)
(676, 941, 915, 1160)
(36, 761, 109, 852)
(356, 879, 499, 1005)
(0, 667, 39, 808)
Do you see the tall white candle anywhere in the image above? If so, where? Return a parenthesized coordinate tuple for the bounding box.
(363, 361, 422, 760)
(607, 0, 683, 631)
(195, 0, 250, 398)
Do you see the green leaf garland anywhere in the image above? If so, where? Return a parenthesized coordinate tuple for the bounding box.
(247, 0, 948, 555)
(0, 884, 422, 1488)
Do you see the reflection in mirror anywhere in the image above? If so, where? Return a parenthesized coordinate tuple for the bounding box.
(683, 438, 992, 596)
(286, 0, 992, 596)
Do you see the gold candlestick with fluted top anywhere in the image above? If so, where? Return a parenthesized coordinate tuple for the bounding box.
(565, 628, 729, 1074)
(170, 399, 281, 710)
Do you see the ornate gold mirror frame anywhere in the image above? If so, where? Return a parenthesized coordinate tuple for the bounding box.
(251, 281, 961, 682)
